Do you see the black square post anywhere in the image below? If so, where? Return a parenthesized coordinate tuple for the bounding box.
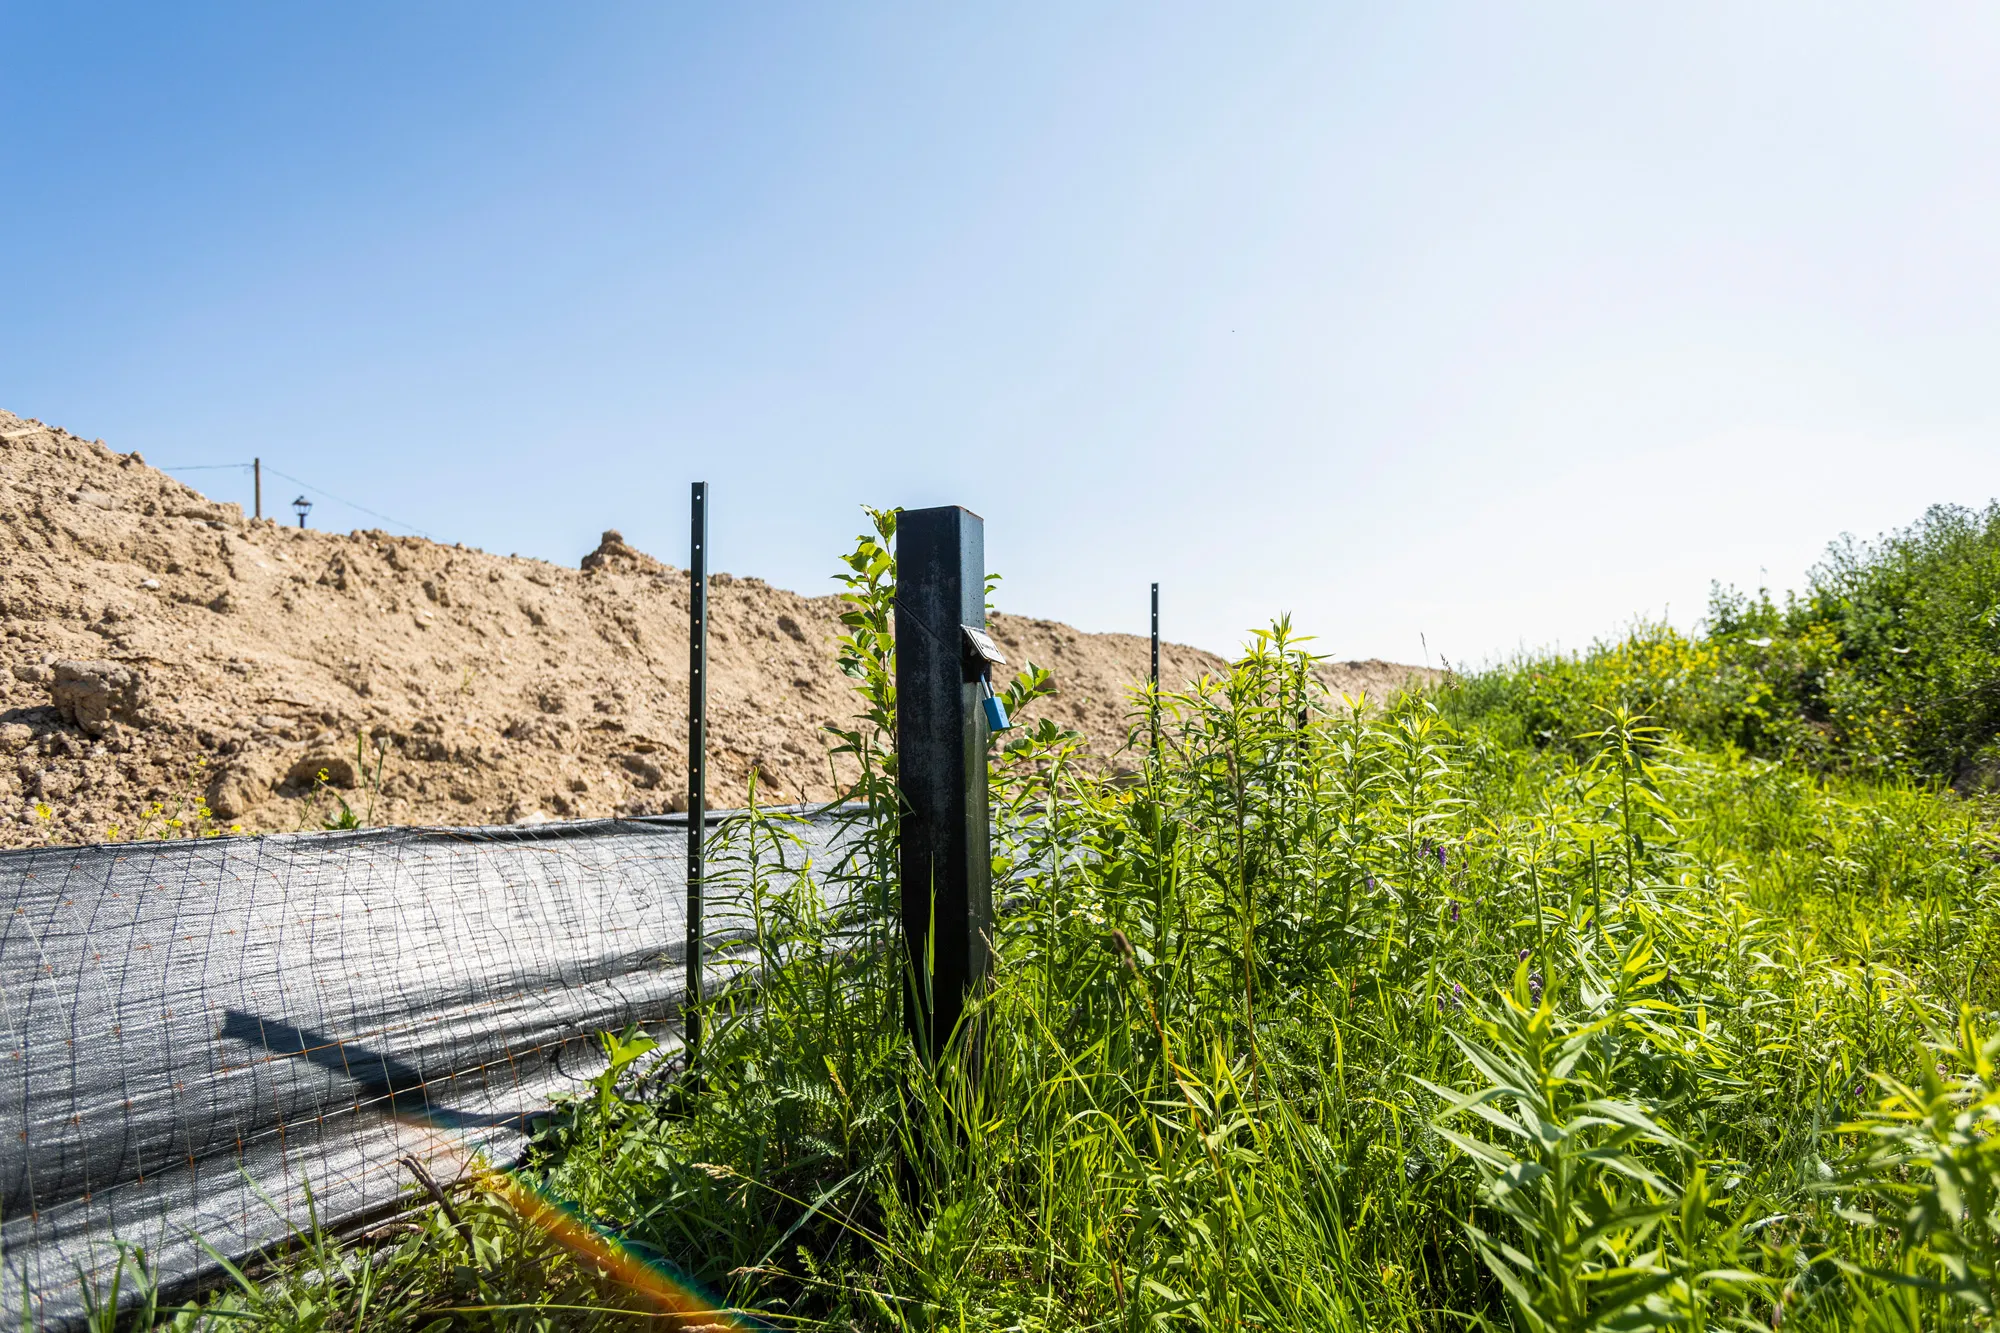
(895, 505, 994, 1066)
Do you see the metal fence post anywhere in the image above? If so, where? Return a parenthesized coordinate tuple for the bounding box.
(1150, 581, 1160, 751)
(686, 482, 708, 1063)
(895, 505, 993, 1067)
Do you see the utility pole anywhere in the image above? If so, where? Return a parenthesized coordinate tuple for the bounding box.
(895, 505, 995, 1069)
(253, 458, 262, 521)
(685, 481, 708, 1065)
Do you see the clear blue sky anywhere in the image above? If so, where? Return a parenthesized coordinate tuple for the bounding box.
(4, 4, 1996, 664)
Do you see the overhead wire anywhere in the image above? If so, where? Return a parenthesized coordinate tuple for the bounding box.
(154, 461, 432, 539)
(263, 465, 431, 539)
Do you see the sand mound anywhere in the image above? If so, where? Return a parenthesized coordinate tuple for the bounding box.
(0, 410, 1436, 847)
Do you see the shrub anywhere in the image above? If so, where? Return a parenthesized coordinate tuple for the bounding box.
(1453, 501, 2000, 783)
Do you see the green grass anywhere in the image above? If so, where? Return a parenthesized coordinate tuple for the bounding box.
(147, 506, 2000, 1331)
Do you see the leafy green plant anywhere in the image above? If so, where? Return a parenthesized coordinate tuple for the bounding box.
(591, 1026, 660, 1120)
(1426, 949, 1767, 1332)
(1838, 1013, 2000, 1323)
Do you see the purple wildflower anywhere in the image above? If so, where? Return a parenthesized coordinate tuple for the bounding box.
(1519, 949, 1530, 961)
(1450, 901, 1460, 924)
(1529, 971, 1544, 1003)
(1435, 844, 1448, 870)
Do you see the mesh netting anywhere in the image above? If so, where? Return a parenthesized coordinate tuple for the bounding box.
(0, 807, 862, 1327)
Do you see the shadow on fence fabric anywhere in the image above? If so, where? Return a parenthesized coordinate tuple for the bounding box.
(0, 808, 858, 1328)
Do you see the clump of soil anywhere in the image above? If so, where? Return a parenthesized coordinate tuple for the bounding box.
(0, 410, 1436, 847)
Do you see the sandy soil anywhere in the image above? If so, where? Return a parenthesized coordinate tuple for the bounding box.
(0, 409, 1438, 848)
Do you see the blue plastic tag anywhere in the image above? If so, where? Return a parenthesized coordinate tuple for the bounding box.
(982, 694, 1013, 732)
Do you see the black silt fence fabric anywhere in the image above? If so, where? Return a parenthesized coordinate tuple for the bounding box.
(0, 808, 861, 1327)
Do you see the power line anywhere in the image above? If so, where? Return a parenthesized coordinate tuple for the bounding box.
(156, 460, 432, 539)
(264, 466, 431, 539)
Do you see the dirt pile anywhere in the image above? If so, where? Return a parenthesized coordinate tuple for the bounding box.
(0, 410, 1437, 848)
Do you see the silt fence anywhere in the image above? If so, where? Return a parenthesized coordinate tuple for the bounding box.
(0, 807, 863, 1327)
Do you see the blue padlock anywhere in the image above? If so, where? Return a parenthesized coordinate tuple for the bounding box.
(983, 691, 1013, 732)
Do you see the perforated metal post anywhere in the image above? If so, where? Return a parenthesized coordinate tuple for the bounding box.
(1150, 582, 1160, 751)
(895, 506, 993, 1067)
(686, 482, 708, 1062)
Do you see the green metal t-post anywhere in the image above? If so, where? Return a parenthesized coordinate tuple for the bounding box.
(895, 505, 994, 1067)
(686, 481, 708, 1063)
(1150, 582, 1160, 752)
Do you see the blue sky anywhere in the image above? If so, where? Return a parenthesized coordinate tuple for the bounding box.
(4, 4, 1996, 663)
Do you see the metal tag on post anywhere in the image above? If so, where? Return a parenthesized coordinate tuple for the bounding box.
(962, 625, 1007, 668)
